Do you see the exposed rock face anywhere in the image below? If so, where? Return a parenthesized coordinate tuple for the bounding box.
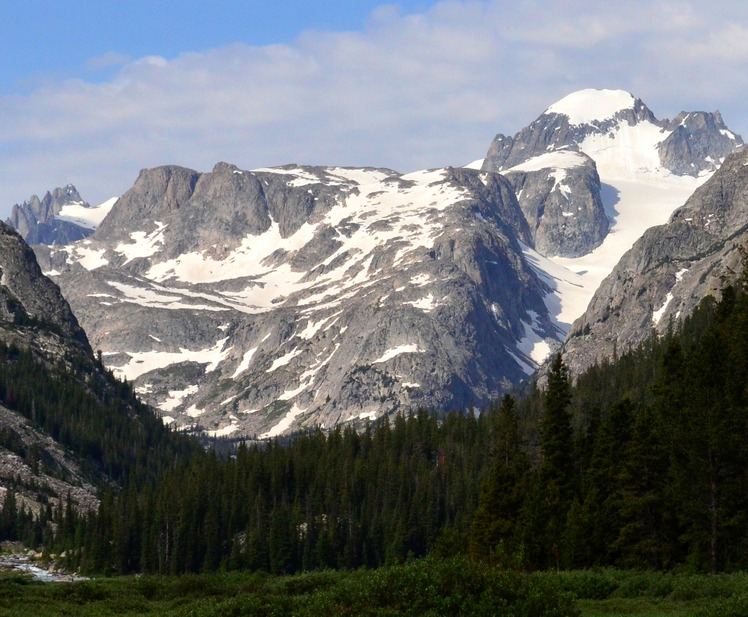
(33, 163, 560, 438)
(0, 404, 98, 516)
(562, 147, 748, 376)
(0, 222, 106, 513)
(0, 221, 91, 361)
(6, 185, 93, 245)
(659, 111, 743, 176)
(481, 89, 743, 258)
(502, 151, 607, 257)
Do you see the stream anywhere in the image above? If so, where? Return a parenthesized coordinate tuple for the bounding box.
(0, 554, 87, 582)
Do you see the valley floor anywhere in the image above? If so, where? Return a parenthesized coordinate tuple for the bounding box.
(0, 561, 745, 617)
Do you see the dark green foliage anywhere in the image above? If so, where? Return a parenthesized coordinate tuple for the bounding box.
(0, 341, 198, 490)
(467, 281, 748, 572)
(469, 395, 529, 564)
(72, 410, 494, 575)
(10, 258, 748, 578)
(0, 559, 582, 617)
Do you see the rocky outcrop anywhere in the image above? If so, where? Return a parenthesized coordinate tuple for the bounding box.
(0, 221, 91, 362)
(33, 164, 558, 438)
(658, 111, 744, 176)
(502, 151, 608, 257)
(0, 403, 98, 516)
(562, 147, 748, 376)
(6, 185, 93, 245)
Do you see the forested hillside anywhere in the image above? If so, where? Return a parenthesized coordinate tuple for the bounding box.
(5, 263, 748, 577)
(21, 271, 745, 575)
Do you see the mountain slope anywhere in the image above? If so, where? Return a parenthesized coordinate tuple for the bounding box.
(562, 146, 748, 375)
(16, 89, 745, 438)
(34, 163, 557, 437)
(6, 185, 116, 246)
(0, 221, 196, 517)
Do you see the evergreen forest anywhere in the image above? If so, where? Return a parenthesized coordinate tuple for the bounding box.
(4, 275, 748, 580)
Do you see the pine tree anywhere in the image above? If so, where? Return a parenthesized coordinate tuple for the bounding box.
(469, 395, 528, 563)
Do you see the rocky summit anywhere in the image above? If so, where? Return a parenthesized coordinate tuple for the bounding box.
(563, 146, 748, 376)
(32, 164, 556, 438)
(14, 89, 746, 438)
(6, 185, 117, 246)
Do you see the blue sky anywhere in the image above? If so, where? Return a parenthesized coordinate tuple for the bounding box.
(0, 2, 433, 94)
(2, 1, 748, 214)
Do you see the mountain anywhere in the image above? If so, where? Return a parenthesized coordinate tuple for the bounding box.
(0, 220, 99, 515)
(562, 145, 748, 375)
(6, 185, 116, 245)
(481, 89, 743, 364)
(17, 89, 745, 438)
(32, 163, 556, 438)
(0, 221, 196, 519)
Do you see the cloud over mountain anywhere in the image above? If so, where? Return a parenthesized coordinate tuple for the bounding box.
(2, 0, 748, 214)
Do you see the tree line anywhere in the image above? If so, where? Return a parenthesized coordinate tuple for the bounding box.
(5, 277, 748, 574)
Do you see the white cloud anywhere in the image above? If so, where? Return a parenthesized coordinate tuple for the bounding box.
(1, 0, 748, 215)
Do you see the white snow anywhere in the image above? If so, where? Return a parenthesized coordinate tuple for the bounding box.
(106, 281, 229, 312)
(159, 385, 199, 412)
(185, 405, 205, 418)
(652, 268, 689, 326)
(111, 337, 231, 381)
(206, 422, 241, 438)
(652, 293, 674, 325)
(260, 403, 305, 439)
(508, 150, 589, 173)
(372, 344, 422, 364)
(252, 167, 321, 187)
(405, 293, 438, 312)
(463, 158, 485, 170)
(506, 349, 536, 376)
(70, 245, 108, 270)
(545, 89, 636, 126)
(409, 273, 432, 287)
(515, 310, 553, 367)
(326, 167, 392, 185)
(57, 197, 117, 229)
(266, 348, 302, 372)
(296, 312, 342, 340)
(232, 347, 258, 378)
(115, 222, 167, 264)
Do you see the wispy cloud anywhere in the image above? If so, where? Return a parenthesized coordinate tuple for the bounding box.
(1, 0, 747, 213)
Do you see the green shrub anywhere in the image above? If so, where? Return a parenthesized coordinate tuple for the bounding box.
(698, 592, 748, 617)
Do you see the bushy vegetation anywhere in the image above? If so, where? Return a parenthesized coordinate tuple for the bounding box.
(6, 246, 748, 617)
(0, 558, 579, 617)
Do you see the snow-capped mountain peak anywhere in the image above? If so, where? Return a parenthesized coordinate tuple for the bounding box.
(544, 88, 636, 126)
(12, 90, 745, 439)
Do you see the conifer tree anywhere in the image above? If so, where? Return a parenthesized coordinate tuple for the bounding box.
(469, 395, 528, 562)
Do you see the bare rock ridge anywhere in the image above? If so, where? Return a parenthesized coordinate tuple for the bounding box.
(562, 146, 748, 376)
(6, 185, 92, 245)
(481, 90, 743, 258)
(9, 88, 746, 438)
